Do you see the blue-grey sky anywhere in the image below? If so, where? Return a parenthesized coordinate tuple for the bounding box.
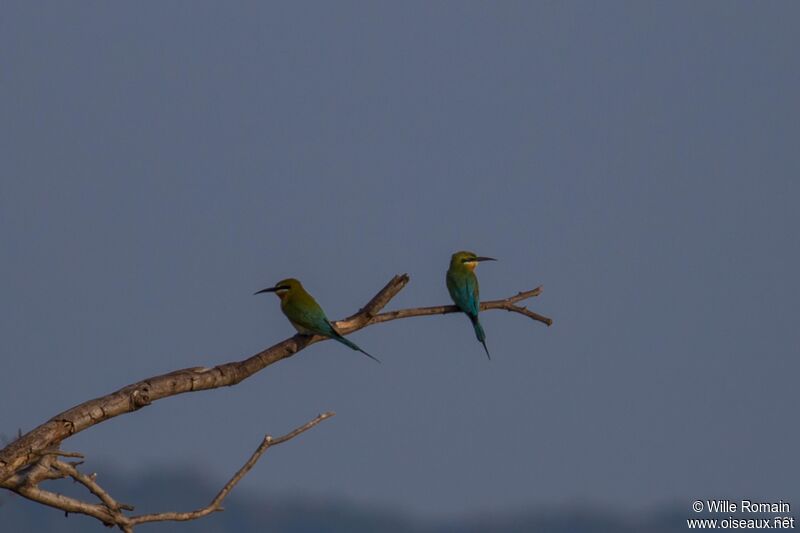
(2, 1, 799, 520)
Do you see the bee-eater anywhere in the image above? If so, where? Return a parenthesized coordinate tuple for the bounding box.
(446, 251, 497, 359)
(254, 278, 380, 363)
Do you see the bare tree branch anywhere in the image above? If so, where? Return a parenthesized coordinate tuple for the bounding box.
(2, 413, 334, 531)
(0, 273, 550, 530)
(367, 286, 551, 326)
(5, 470, 120, 527)
(127, 412, 334, 527)
(51, 460, 135, 512)
(0, 274, 410, 485)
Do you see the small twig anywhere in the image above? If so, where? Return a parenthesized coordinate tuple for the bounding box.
(483, 287, 553, 326)
(128, 412, 334, 526)
(52, 460, 134, 512)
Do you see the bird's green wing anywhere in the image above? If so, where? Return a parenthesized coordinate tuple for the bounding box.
(283, 298, 334, 336)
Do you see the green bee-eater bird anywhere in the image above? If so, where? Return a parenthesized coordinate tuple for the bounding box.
(254, 278, 380, 363)
(446, 251, 497, 359)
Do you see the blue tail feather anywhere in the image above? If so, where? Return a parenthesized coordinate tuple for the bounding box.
(330, 330, 381, 363)
(469, 315, 491, 360)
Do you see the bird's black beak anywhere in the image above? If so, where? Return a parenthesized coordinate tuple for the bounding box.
(254, 287, 278, 295)
(474, 256, 497, 262)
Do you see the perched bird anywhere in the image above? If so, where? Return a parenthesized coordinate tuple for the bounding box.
(446, 251, 497, 359)
(254, 278, 380, 363)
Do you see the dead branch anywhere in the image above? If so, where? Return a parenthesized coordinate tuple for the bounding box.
(52, 460, 135, 513)
(0, 273, 550, 529)
(2, 413, 333, 531)
(369, 286, 551, 326)
(126, 412, 333, 527)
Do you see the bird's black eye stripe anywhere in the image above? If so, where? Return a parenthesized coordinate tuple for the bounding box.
(277, 285, 291, 290)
